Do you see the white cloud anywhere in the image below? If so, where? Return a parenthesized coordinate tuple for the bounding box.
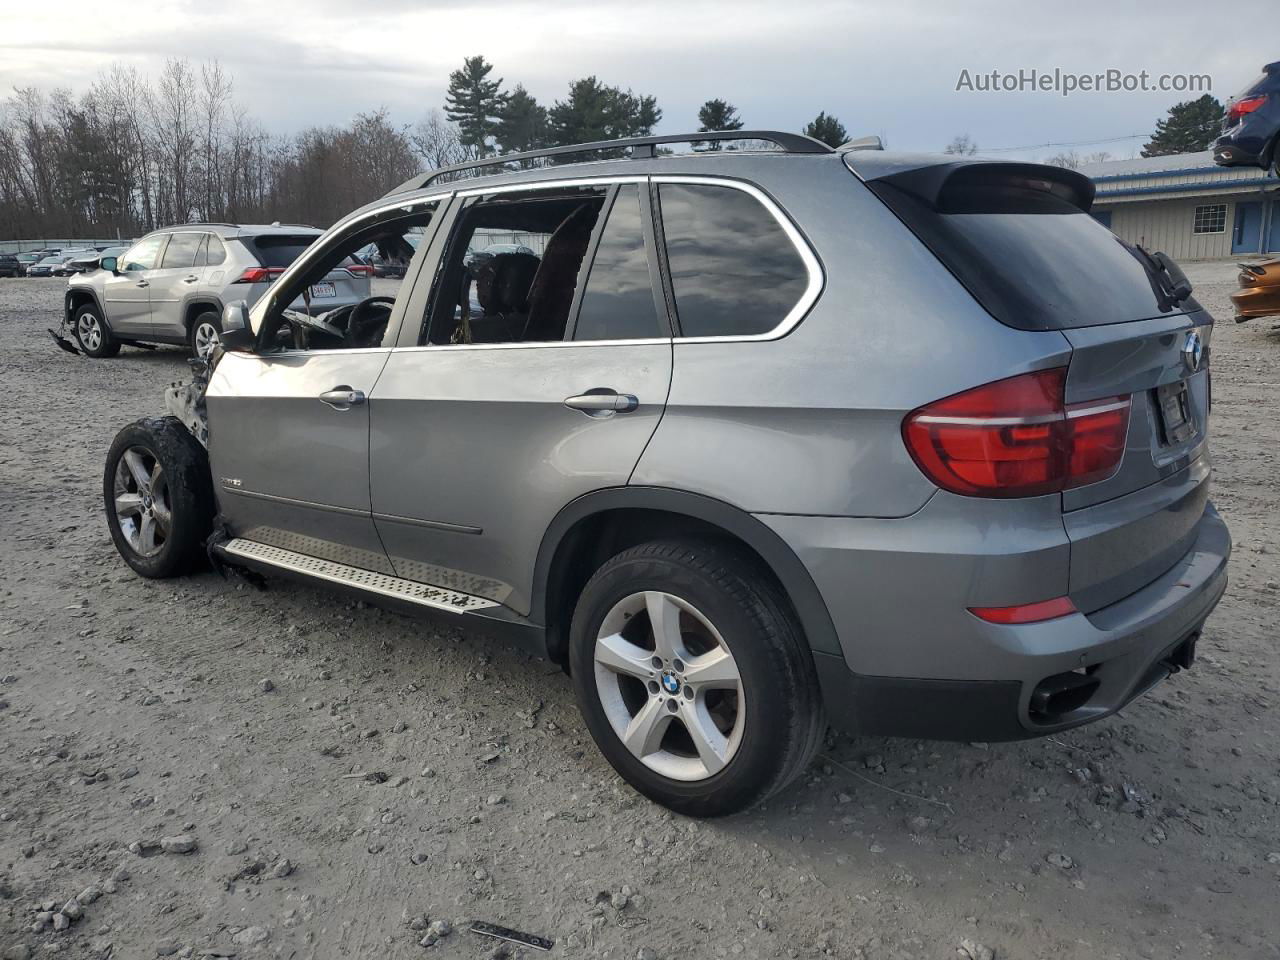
(0, 0, 1271, 156)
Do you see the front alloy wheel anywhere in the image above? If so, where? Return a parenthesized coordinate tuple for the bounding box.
(73, 303, 120, 358)
(593, 591, 745, 781)
(112, 447, 173, 557)
(104, 417, 215, 578)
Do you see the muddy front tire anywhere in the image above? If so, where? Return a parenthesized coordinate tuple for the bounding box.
(104, 418, 215, 578)
(73, 303, 121, 358)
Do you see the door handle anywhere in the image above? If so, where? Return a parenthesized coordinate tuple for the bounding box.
(318, 386, 366, 410)
(564, 390, 639, 415)
(136, 280, 149, 287)
(182, 275, 199, 284)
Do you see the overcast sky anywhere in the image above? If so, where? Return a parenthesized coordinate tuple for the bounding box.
(2, 0, 1274, 161)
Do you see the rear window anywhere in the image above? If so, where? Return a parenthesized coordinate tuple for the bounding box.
(865, 164, 1199, 330)
(244, 234, 318, 268)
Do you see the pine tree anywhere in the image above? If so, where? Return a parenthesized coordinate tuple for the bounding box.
(1141, 95, 1224, 157)
(803, 112, 848, 148)
(697, 99, 743, 133)
(547, 77, 662, 147)
(444, 55, 508, 156)
(494, 84, 547, 154)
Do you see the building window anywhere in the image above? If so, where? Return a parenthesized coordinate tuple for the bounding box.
(1192, 204, 1227, 235)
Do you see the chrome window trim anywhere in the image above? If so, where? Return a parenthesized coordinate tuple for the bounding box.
(387, 337, 674, 354)
(383, 173, 822, 353)
(652, 175, 825, 344)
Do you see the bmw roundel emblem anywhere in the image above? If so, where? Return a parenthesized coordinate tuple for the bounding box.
(661, 673, 681, 695)
(1182, 330, 1204, 373)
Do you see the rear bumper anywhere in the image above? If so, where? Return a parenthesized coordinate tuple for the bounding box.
(1231, 285, 1280, 319)
(1213, 126, 1272, 167)
(772, 502, 1230, 741)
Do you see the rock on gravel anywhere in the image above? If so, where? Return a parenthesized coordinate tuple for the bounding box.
(231, 926, 270, 946)
(161, 834, 198, 854)
(958, 939, 996, 960)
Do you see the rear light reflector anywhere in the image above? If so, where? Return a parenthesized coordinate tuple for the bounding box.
(902, 368, 1131, 498)
(1227, 95, 1267, 123)
(234, 267, 285, 284)
(969, 596, 1077, 624)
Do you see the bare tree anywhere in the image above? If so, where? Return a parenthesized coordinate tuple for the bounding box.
(199, 61, 233, 221)
(410, 109, 471, 171)
(943, 133, 979, 155)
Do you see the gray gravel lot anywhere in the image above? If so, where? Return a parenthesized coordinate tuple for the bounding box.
(1, 262, 1278, 960)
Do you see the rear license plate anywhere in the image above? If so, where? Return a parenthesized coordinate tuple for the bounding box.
(310, 282, 336, 298)
(1156, 381, 1195, 444)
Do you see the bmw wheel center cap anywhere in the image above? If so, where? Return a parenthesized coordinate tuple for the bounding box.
(661, 672, 681, 695)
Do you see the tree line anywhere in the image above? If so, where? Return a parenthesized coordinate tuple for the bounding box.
(0, 52, 858, 241)
(941, 94, 1226, 168)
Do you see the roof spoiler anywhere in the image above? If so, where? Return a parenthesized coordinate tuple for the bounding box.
(839, 135, 884, 152)
(872, 161, 1096, 213)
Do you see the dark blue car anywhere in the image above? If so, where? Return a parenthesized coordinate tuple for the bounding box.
(1214, 61, 1280, 172)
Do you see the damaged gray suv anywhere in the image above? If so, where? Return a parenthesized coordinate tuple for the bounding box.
(101, 131, 1231, 817)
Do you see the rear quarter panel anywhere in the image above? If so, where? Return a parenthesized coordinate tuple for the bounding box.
(632, 158, 1073, 518)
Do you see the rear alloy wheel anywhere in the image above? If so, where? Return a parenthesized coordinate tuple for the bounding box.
(73, 303, 121, 358)
(104, 418, 215, 578)
(188, 310, 222, 360)
(593, 590, 747, 781)
(570, 539, 825, 817)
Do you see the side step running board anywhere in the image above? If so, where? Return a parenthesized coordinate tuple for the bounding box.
(220, 538, 499, 614)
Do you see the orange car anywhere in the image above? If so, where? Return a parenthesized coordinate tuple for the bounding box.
(1232, 258, 1280, 321)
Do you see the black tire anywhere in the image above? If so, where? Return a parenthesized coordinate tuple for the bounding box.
(104, 417, 216, 578)
(187, 309, 222, 360)
(73, 302, 121, 358)
(569, 539, 825, 817)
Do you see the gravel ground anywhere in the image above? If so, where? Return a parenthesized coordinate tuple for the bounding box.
(0, 262, 1277, 960)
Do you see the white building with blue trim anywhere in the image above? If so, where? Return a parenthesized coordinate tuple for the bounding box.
(1079, 152, 1278, 260)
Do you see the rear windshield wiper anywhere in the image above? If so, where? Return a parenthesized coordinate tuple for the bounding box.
(1131, 243, 1194, 310)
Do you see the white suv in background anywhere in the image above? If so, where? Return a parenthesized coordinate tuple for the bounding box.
(63, 223, 374, 358)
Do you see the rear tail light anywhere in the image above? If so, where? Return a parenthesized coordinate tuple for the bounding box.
(902, 368, 1131, 498)
(233, 267, 285, 284)
(1227, 95, 1267, 124)
(346, 263, 374, 278)
(969, 596, 1077, 624)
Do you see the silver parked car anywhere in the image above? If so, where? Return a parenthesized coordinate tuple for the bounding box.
(99, 131, 1230, 817)
(64, 224, 373, 358)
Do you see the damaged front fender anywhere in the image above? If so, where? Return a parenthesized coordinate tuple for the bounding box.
(165, 356, 213, 448)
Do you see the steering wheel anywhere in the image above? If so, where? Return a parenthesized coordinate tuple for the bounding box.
(281, 307, 345, 345)
(346, 296, 396, 348)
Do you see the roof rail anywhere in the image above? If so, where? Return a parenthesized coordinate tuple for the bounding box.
(385, 130, 833, 197)
(160, 222, 241, 230)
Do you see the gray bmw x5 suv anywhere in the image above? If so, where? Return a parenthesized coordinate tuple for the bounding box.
(101, 131, 1230, 816)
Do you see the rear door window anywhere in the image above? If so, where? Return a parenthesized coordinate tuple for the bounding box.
(160, 232, 203, 269)
(573, 185, 664, 341)
(657, 182, 809, 338)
